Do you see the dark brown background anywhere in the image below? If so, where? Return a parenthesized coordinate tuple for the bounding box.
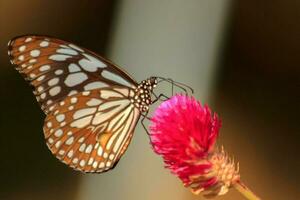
(0, 0, 299, 199)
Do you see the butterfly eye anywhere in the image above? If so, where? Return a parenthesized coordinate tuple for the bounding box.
(149, 77, 158, 88)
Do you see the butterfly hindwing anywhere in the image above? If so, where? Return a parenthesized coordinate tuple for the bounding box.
(8, 35, 137, 113)
(44, 87, 140, 173)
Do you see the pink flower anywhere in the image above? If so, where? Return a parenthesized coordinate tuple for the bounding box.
(150, 95, 240, 197)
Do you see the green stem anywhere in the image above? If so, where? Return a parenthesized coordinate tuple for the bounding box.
(233, 180, 261, 200)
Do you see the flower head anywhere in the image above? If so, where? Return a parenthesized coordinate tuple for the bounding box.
(150, 95, 240, 197)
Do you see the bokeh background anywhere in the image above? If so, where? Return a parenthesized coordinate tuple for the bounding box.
(0, 0, 299, 200)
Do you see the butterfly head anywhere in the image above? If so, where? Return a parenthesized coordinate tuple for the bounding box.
(148, 76, 158, 88)
(134, 77, 158, 112)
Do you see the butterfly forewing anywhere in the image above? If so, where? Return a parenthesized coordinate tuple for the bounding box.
(44, 87, 140, 172)
(8, 35, 137, 113)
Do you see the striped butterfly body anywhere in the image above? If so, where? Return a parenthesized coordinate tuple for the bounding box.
(8, 35, 157, 173)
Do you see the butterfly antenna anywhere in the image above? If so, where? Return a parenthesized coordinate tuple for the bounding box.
(141, 112, 151, 135)
(155, 76, 194, 95)
(170, 78, 194, 94)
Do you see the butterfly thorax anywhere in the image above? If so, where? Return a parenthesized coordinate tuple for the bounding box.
(131, 77, 157, 112)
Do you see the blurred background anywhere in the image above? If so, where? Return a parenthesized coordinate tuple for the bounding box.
(0, 0, 299, 199)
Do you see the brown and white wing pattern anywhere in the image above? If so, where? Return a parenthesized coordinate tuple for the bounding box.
(7, 35, 143, 173)
(7, 35, 137, 113)
(44, 87, 140, 173)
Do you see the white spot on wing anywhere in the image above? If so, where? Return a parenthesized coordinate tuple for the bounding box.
(56, 114, 65, 122)
(25, 37, 32, 42)
(40, 41, 49, 47)
(49, 54, 72, 61)
(37, 75, 45, 81)
(18, 55, 24, 61)
(84, 82, 108, 90)
(59, 150, 65, 155)
(71, 97, 78, 104)
(109, 154, 114, 160)
(48, 78, 59, 86)
(64, 72, 88, 87)
(69, 44, 84, 52)
(8, 39, 13, 46)
(29, 59, 37, 63)
(102, 70, 133, 88)
(70, 116, 93, 128)
(97, 146, 103, 156)
(88, 158, 94, 165)
(79, 54, 106, 72)
(48, 138, 54, 144)
(55, 70, 63, 75)
(72, 158, 78, 164)
(80, 160, 86, 167)
(73, 108, 97, 119)
(92, 161, 98, 168)
(79, 143, 86, 152)
(30, 50, 40, 57)
(106, 161, 111, 167)
(37, 86, 43, 92)
(85, 145, 93, 153)
(82, 91, 90, 96)
(55, 140, 62, 148)
(39, 65, 51, 72)
(19, 45, 26, 52)
(68, 63, 81, 73)
(103, 152, 108, 158)
(60, 44, 68, 48)
(57, 48, 78, 55)
(99, 162, 105, 168)
(49, 86, 61, 96)
(100, 89, 123, 99)
(86, 98, 102, 106)
(68, 90, 78, 96)
(67, 150, 74, 158)
(115, 88, 131, 97)
(54, 129, 63, 137)
(66, 137, 74, 145)
(78, 137, 85, 143)
(40, 93, 46, 99)
(47, 122, 52, 128)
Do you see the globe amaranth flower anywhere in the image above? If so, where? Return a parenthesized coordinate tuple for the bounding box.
(150, 95, 240, 198)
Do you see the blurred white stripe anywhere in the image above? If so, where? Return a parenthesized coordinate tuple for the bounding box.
(78, 0, 231, 199)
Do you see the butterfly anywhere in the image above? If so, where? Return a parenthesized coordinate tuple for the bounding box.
(7, 35, 163, 173)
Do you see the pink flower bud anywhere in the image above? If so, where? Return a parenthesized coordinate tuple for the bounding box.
(150, 95, 240, 197)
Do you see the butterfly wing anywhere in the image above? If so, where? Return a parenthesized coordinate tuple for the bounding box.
(44, 87, 140, 173)
(8, 35, 141, 172)
(8, 35, 137, 113)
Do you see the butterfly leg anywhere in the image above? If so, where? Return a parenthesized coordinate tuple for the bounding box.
(169, 78, 174, 95)
(141, 111, 151, 135)
(152, 92, 169, 104)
